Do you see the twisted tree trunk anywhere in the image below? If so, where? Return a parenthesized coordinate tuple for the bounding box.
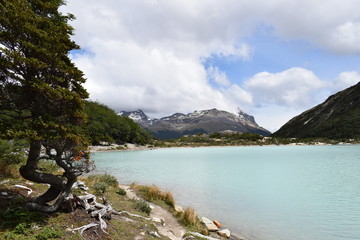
(19, 140, 68, 212)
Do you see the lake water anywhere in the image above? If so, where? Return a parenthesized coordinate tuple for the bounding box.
(91, 145, 360, 240)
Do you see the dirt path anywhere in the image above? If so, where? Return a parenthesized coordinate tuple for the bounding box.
(149, 203, 185, 240)
(120, 185, 186, 240)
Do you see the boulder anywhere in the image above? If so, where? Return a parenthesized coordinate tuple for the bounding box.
(201, 217, 219, 231)
(230, 233, 246, 240)
(152, 217, 165, 226)
(213, 220, 223, 228)
(175, 205, 184, 213)
(148, 231, 161, 238)
(217, 229, 231, 238)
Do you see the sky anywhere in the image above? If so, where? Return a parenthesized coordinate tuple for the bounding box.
(62, 0, 360, 132)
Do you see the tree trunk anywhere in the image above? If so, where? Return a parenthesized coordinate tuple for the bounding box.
(20, 140, 64, 211)
(25, 174, 77, 213)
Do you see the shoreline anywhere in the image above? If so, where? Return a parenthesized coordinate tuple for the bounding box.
(88, 141, 357, 153)
(121, 183, 244, 240)
(88, 141, 360, 239)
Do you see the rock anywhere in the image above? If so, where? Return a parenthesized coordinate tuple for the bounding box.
(148, 231, 161, 238)
(175, 205, 184, 213)
(230, 233, 246, 240)
(152, 217, 165, 226)
(217, 229, 231, 238)
(201, 217, 219, 232)
(213, 220, 223, 228)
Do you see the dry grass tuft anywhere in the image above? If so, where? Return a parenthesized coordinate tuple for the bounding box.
(179, 207, 203, 229)
(132, 184, 176, 209)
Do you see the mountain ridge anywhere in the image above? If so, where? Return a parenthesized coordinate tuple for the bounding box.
(273, 82, 360, 139)
(119, 108, 271, 139)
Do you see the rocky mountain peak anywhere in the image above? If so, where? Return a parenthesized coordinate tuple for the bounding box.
(120, 108, 270, 139)
(118, 109, 158, 126)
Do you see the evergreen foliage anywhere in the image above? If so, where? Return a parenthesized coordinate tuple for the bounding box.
(0, 0, 92, 212)
(84, 101, 153, 145)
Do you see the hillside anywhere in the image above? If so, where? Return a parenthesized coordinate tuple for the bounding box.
(84, 101, 152, 145)
(273, 82, 360, 139)
(120, 109, 271, 139)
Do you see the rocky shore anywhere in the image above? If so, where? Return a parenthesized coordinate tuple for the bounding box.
(122, 185, 247, 240)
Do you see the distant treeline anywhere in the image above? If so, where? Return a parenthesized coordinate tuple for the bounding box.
(84, 101, 152, 145)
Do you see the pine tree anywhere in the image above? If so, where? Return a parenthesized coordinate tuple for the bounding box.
(0, 0, 93, 212)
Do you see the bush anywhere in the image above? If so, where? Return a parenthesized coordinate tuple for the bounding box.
(87, 174, 119, 187)
(93, 182, 107, 195)
(36, 226, 62, 240)
(13, 223, 32, 235)
(163, 192, 175, 208)
(179, 207, 201, 228)
(132, 199, 151, 215)
(116, 187, 127, 196)
(0, 139, 27, 177)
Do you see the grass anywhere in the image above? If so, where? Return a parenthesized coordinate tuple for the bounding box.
(0, 173, 209, 239)
(131, 184, 175, 209)
(0, 175, 171, 240)
(131, 183, 208, 234)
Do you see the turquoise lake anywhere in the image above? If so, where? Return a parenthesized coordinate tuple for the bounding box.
(91, 145, 360, 240)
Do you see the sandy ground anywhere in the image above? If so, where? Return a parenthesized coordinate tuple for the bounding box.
(89, 143, 151, 152)
(120, 185, 186, 240)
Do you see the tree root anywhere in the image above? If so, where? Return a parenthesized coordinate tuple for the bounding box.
(66, 181, 151, 237)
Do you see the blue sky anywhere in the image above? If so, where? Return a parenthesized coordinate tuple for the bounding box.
(63, 0, 360, 132)
(207, 27, 360, 82)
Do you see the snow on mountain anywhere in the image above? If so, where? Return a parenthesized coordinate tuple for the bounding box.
(119, 108, 271, 139)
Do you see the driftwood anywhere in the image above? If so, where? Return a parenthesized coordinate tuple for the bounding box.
(14, 184, 33, 195)
(187, 232, 219, 240)
(72, 222, 99, 236)
(66, 181, 151, 237)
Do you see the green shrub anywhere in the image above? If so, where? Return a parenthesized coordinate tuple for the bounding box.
(88, 174, 119, 187)
(132, 199, 151, 215)
(13, 223, 32, 235)
(102, 174, 118, 187)
(93, 182, 107, 195)
(36, 226, 62, 240)
(0, 139, 27, 177)
(116, 187, 127, 196)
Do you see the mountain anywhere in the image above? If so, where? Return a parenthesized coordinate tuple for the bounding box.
(118, 109, 159, 127)
(119, 108, 271, 139)
(273, 82, 360, 139)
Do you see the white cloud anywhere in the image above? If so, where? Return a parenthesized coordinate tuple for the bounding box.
(74, 38, 248, 116)
(263, 0, 360, 54)
(327, 22, 360, 54)
(251, 105, 305, 133)
(244, 68, 326, 109)
(333, 71, 360, 91)
(62, 0, 360, 130)
(207, 66, 231, 87)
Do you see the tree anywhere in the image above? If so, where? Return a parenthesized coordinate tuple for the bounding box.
(84, 101, 153, 145)
(0, 0, 93, 212)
